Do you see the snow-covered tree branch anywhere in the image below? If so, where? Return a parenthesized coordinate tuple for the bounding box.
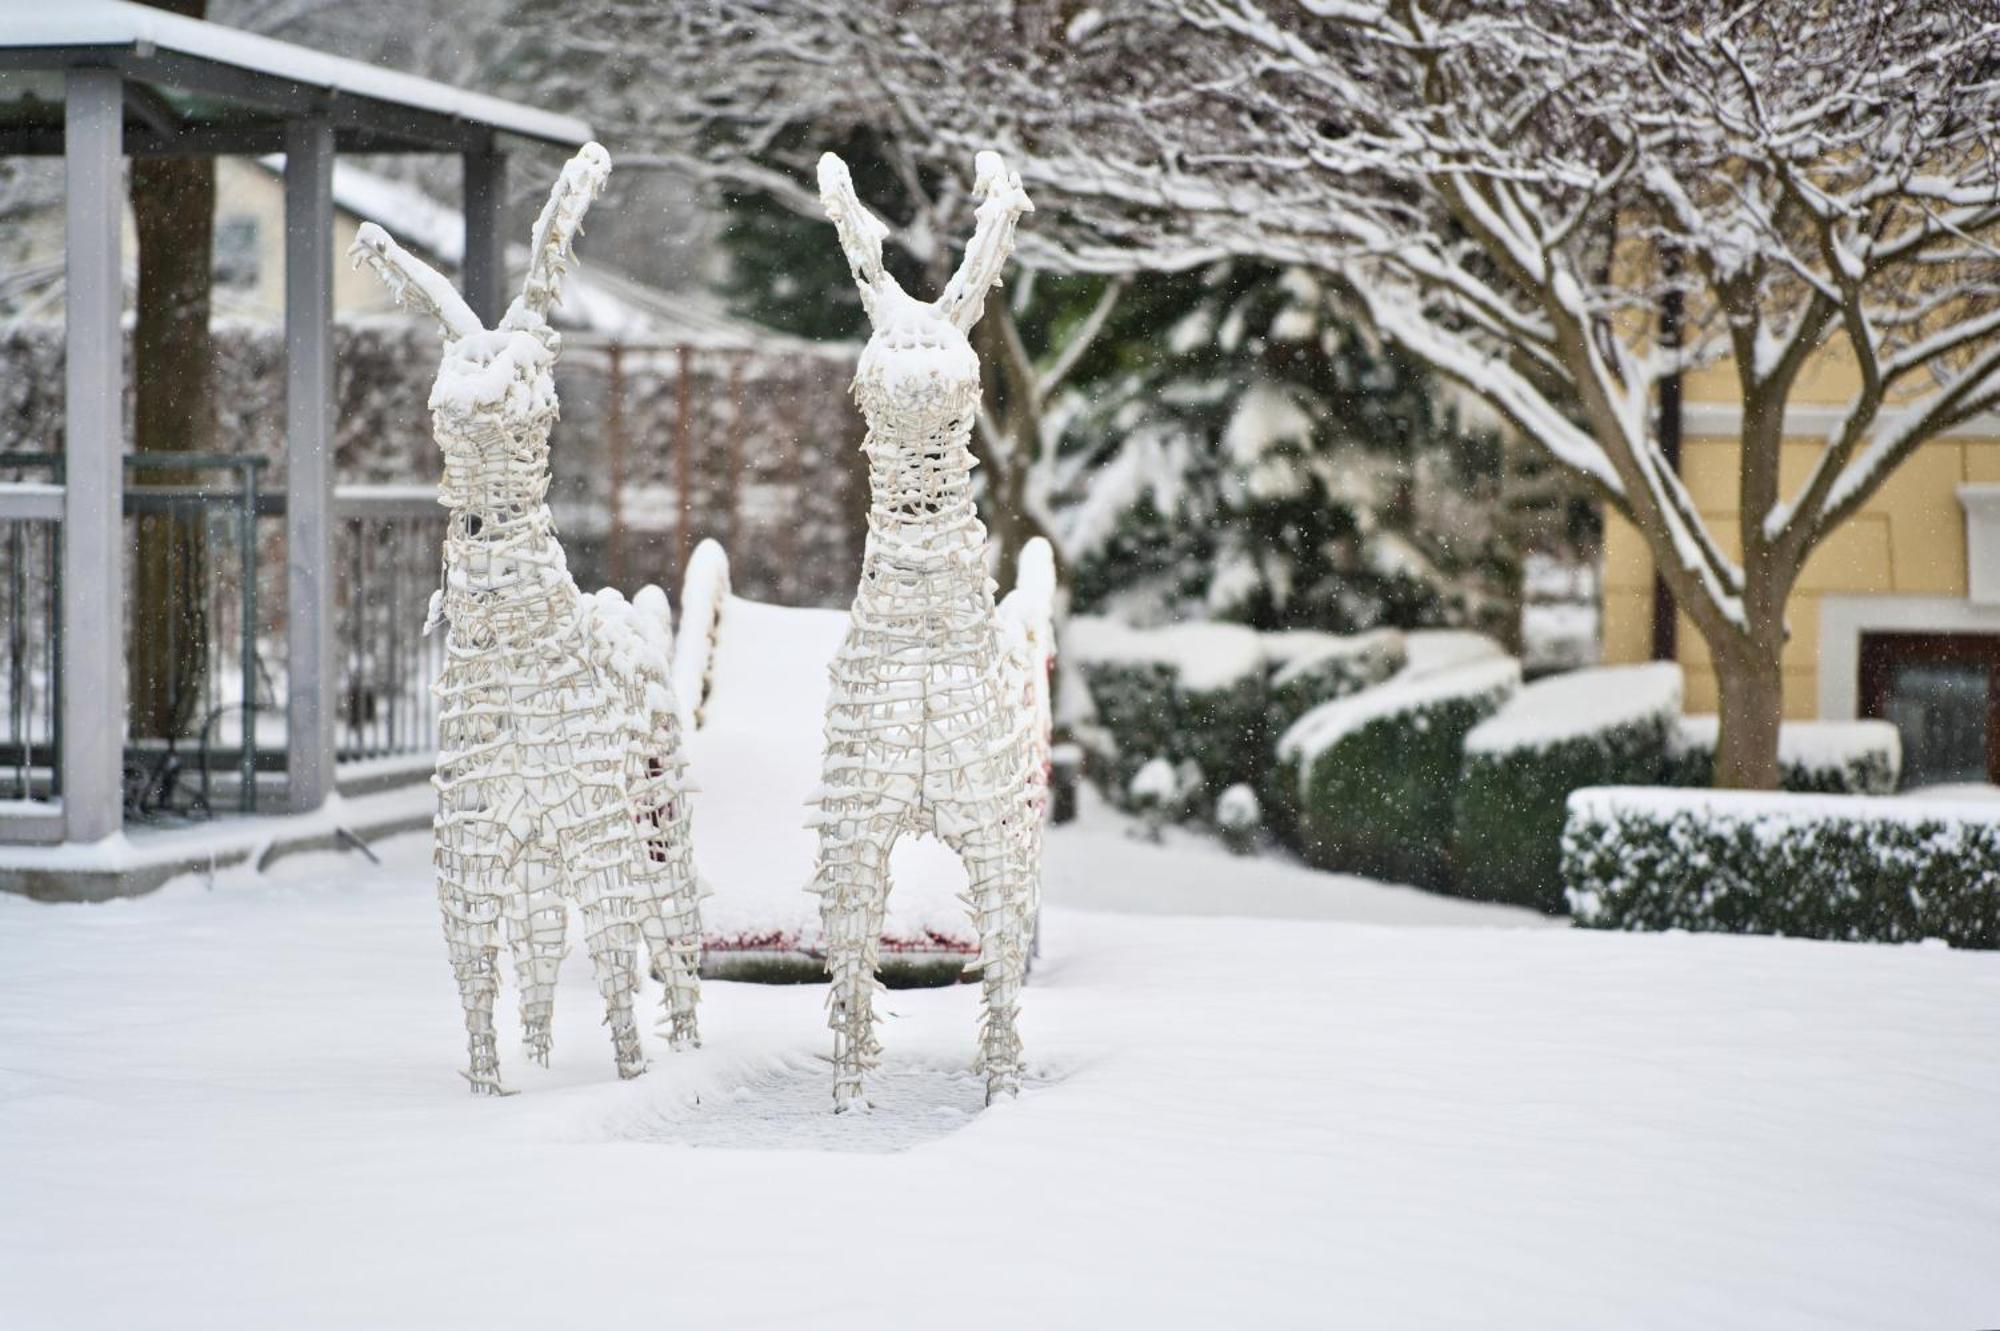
(504, 0, 1140, 580)
(869, 0, 2000, 788)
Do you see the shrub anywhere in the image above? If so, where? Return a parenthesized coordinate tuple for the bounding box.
(1280, 656, 1520, 887)
(1454, 663, 1682, 912)
(1563, 786, 2000, 948)
(1071, 617, 1386, 811)
(1216, 783, 1262, 854)
(1258, 628, 1405, 833)
(1663, 716, 1902, 794)
(1263, 628, 1406, 738)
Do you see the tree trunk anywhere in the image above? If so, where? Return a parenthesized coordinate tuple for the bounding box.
(971, 308, 1068, 588)
(128, 133, 216, 741)
(1712, 640, 1784, 790)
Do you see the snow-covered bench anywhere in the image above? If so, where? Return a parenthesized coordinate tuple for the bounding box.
(671, 540, 1055, 985)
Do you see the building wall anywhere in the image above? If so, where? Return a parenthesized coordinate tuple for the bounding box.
(1600, 336, 2000, 716)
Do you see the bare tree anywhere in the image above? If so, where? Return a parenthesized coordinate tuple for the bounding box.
(503, 0, 1133, 581)
(868, 0, 2000, 789)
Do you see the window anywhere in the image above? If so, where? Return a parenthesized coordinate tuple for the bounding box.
(1859, 632, 2000, 788)
(213, 215, 259, 288)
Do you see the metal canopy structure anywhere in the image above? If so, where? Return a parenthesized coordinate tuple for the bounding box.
(0, 1, 591, 852)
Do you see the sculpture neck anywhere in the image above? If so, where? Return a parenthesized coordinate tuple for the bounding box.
(437, 418, 578, 644)
(860, 384, 987, 568)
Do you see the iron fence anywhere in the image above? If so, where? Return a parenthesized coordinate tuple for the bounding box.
(0, 458, 448, 825)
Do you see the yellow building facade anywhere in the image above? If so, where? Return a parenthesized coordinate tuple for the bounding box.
(1600, 351, 2000, 787)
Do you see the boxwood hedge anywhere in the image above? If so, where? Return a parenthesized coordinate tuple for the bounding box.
(1070, 618, 1403, 815)
(1281, 657, 1520, 888)
(1563, 787, 2000, 949)
(1663, 716, 1901, 794)
(1454, 663, 1683, 913)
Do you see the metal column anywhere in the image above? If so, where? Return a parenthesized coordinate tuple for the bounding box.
(284, 118, 336, 812)
(462, 148, 506, 327)
(60, 68, 124, 843)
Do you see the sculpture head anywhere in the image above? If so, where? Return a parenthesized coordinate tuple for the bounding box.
(349, 143, 610, 513)
(818, 151, 1033, 431)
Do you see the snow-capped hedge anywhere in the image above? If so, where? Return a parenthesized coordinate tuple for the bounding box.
(1279, 655, 1520, 887)
(1563, 787, 2000, 949)
(1264, 628, 1406, 739)
(1068, 617, 1402, 812)
(1454, 663, 1683, 912)
(1664, 716, 1901, 794)
(1068, 618, 1266, 805)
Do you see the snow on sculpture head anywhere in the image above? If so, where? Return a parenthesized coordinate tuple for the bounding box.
(348, 143, 610, 512)
(818, 150, 1033, 431)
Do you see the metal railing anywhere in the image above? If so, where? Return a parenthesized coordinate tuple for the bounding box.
(0, 477, 60, 804)
(334, 486, 447, 764)
(0, 459, 448, 826)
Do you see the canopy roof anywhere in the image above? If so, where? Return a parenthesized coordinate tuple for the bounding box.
(0, 0, 590, 156)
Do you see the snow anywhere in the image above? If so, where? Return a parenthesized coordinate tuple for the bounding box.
(1265, 626, 1403, 689)
(13, 2, 590, 148)
(1216, 782, 1261, 830)
(1466, 662, 1681, 756)
(686, 595, 972, 955)
(1568, 783, 2000, 829)
(1399, 627, 1507, 677)
(1066, 616, 1266, 693)
(670, 538, 731, 731)
(1520, 600, 1600, 672)
(1671, 714, 1902, 772)
(3, 800, 1997, 1328)
(1278, 653, 1520, 766)
(1129, 756, 1179, 804)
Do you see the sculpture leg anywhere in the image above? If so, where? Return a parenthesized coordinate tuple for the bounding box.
(813, 802, 900, 1111)
(635, 782, 702, 1050)
(504, 855, 567, 1067)
(437, 833, 510, 1095)
(578, 890, 646, 1079)
(944, 807, 1030, 1104)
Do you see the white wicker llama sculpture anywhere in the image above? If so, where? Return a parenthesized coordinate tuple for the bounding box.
(350, 144, 702, 1094)
(812, 150, 1043, 1110)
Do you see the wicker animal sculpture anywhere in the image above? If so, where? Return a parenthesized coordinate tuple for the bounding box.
(350, 144, 702, 1094)
(810, 150, 1043, 1110)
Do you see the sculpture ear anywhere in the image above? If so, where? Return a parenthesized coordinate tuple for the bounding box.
(349, 222, 483, 341)
(938, 151, 1034, 335)
(514, 141, 611, 322)
(818, 152, 893, 318)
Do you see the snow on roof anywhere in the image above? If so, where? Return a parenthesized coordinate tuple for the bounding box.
(1466, 662, 1682, 756)
(1278, 656, 1521, 767)
(1568, 784, 2000, 829)
(255, 157, 826, 352)
(8, 1, 590, 147)
(1671, 715, 1901, 770)
(1065, 617, 1266, 693)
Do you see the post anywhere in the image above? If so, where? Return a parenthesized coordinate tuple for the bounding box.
(725, 354, 745, 557)
(675, 344, 693, 583)
(1651, 251, 1683, 663)
(462, 149, 507, 328)
(285, 118, 336, 812)
(606, 344, 627, 588)
(60, 67, 125, 843)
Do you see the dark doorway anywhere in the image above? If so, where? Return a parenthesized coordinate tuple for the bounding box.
(1859, 632, 2000, 788)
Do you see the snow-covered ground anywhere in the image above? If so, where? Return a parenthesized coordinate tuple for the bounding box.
(3, 805, 1997, 1329)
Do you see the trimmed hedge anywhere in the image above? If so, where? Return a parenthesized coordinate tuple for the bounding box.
(1282, 657, 1520, 888)
(1664, 716, 1901, 794)
(1454, 663, 1682, 913)
(1070, 618, 1402, 814)
(1264, 628, 1406, 739)
(1563, 787, 2000, 948)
